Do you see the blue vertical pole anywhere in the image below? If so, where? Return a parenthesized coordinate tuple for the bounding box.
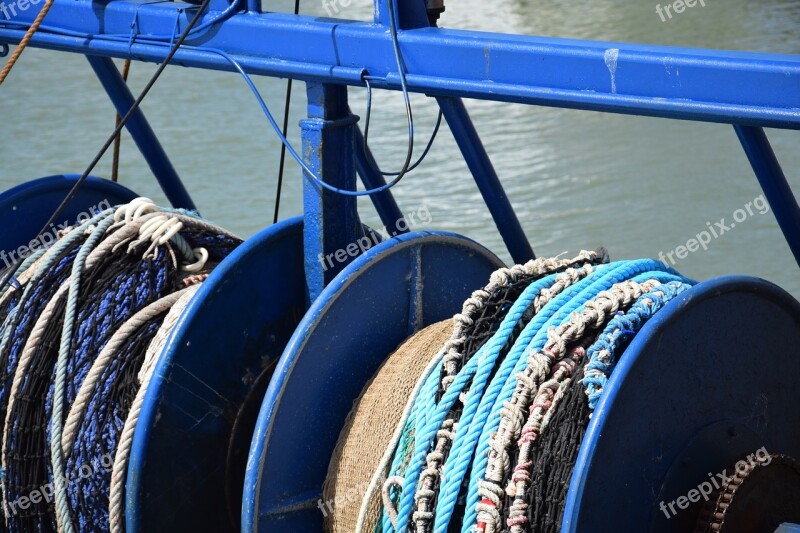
(436, 96, 535, 263)
(354, 125, 409, 237)
(303, 83, 365, 301)
(734, 125, 800, 268)
(86, 55, 196, 211)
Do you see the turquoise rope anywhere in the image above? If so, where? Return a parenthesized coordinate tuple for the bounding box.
(389, 260, 616, 532)
(460, 260, 683, 530)
(431, 268, 589, 532)
(50, 212, 116, 533)
(386, 262, 609, 532)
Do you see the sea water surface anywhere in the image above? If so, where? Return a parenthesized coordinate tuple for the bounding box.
(1, 0, 799, 297)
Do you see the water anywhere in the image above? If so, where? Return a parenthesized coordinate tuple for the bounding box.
(1, 0, 799, 297)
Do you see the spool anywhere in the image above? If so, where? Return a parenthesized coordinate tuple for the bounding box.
(565, 276, 800, 532)
(243, 230, 504, 532)
(127, 216, 308, 532)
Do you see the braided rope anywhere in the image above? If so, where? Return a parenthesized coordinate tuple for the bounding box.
(379, 251, 610, 533)
(108, 282, 202, 533)
(418, 263, 603, 533)
(392, 261, 665, 532)
(0, 198, 239, 530)
(469, 261, 681, 532)
(503, 279, 661, 532)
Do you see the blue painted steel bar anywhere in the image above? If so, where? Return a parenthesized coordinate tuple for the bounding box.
(2, 6, 799, 128)
(436, 96, 535, 263)
(353, 125, 409, 237)
(86, 55, 197, 210)
(302, 83, 364, 301)
(734, 125, 800, 268)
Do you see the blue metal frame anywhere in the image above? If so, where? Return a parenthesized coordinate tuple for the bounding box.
(243, 230, 504, 531)
(0, 0, 797, 279)
(302, 83, 364, 300)
(1, 8, 798, 128)
(564, 275, 800, 531)
(86, 55, 196, 210)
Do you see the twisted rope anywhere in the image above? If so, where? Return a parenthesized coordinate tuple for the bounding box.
(0, 0, 55, 85)
(0, 198, 239, 530)
(108, 282, 201, 533)
(369, 256, 693, 533)
(418, 263, 603, 533)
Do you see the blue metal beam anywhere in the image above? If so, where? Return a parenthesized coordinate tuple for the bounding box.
(734, 125, 800, 268)
(302, 83, 364, 301)
(1, 4, 799, 128)
(86, 55, 197, 211)
(436, 96, 534, 263)
(353, 125, 410, 237)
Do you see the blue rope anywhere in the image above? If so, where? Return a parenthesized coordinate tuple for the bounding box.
(384, 260, 677, 531)
(379, 260, 692, 533)
(582, 280, 692, 410)
(457, 261, 680, 531)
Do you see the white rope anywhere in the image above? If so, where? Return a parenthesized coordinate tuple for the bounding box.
(61, 290, 189, 457)
(354, 346, 447, 533)
(108, 283, 202, 533)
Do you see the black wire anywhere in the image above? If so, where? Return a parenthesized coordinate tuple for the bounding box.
(273, 0, 300, 224)
(0, 0, 212, 293)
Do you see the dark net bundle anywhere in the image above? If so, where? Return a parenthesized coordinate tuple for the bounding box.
(67, 315, 165, 533)
(501, 364, 592, 533)
(4, 244, 177, 533)
(2, 289, 67, 533)
(0, 246, 80, 431)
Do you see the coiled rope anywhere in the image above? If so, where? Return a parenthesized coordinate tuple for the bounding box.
(0, 197, 241, 532)
(325, 252, 695, 533)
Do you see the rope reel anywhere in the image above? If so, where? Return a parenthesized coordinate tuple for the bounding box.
(323, 252, 800, 533)
(0, 197, 241, 532)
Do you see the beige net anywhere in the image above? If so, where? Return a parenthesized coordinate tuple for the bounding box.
(323, 319, 453, 533)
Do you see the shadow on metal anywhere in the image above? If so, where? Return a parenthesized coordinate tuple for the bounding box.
(126, 217, 308, 533)
(564, 276, 800, 532)
(242, 230, 505, 532)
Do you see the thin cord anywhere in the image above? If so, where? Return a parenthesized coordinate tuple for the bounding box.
(0, 0, 438, 200)
(273, 0, 300, 224)
(111, 59, 132, 183)
(0, 0, 213, 294)
(362, 77, 442, 176)
(0, 0, 55, 85)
